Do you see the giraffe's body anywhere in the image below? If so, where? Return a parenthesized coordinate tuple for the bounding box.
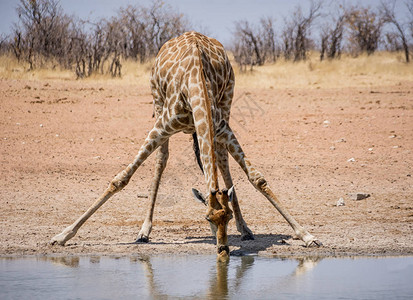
(51, 32, 321, 259)
(149, 31, 233, 191)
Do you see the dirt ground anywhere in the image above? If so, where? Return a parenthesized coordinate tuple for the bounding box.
(1, 77, 412, 257)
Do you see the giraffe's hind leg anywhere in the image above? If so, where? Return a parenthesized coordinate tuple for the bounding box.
(217, 124, 322, 248)
(136, 140, 169, 243)
(50, 119, 172, 246)
(216, 143, 254, 241)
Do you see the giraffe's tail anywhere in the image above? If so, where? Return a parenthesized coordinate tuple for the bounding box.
(192, 132, 204, 174)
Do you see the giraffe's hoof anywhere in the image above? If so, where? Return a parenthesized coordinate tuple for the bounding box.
(50, 228, 75, 246)
(241, 232, 255, 241)
(307, 239, 323, 248)
(136, 236, 149, 243)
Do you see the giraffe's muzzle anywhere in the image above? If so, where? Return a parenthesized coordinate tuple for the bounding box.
(217, 245, 230, 254)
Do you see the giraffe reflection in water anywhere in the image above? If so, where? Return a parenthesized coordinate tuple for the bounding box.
(136, 255, 321, 299)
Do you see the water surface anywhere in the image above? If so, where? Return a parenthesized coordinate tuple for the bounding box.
(1, 255, 412, 299)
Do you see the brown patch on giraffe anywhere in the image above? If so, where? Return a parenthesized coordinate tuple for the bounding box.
(202, 143, 210, 156)
(197, 122, 207, 136)
(149, 130, 159, 141)
(191, 98, 201, 107)
(159, 68, 167, 79)
(211, 38, 222, 47)
(191, 67, 199, 79)
(187, 58, 195, 71)
(193, 109, 204, 122)
(170, 118, 183, 130)
(210, 51, 219, 61)
(178, 115, 191, 125)
(165, 61, 174, 71)
(177, 39, 186, 48)
(146, 142, 154, 153)
(170, 51, 179, 62)
(164, 124, 173, 133)
(219, 132, 228, 140)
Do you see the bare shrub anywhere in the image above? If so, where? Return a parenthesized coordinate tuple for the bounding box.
(0, 34, 10, 55)
(232, 17, 279, 71)
(10, 0, 188, 77)
(320, 9, 346, 61)
(117, 0, 189, 62)
(12, 0, 72, 69)
(281, 0, 322, 61)
(233, 20, 263, 71)
(380, 0, 411, 63)
(346, 6, 384, 55)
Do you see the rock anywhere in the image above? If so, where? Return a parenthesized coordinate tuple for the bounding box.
(348, 193, 370, 200)
(336, 198, 345, 206)
(347, 157, 356, 162)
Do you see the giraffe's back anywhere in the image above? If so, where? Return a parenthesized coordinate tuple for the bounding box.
(150, 31, 234, 119)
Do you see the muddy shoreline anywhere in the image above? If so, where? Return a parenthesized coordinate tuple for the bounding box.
(1, 79, 412, 257)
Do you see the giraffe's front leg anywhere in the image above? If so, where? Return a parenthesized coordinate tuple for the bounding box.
(136, 140, 169, 243)
(216, 143, 254, 241)
(216, 125, 322, 248)
(50, 119, 172, 246)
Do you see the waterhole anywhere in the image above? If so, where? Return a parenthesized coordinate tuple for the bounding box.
(1, 255, 412, 299)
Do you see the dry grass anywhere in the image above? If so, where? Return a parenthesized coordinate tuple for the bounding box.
(0, 54, 73, 81)
(0, 54, 153, 84)
(233, 51, 413, 89)
(1, 51, 412, 89)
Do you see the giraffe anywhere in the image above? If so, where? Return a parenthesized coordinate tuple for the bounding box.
(50, 31, 321, 259)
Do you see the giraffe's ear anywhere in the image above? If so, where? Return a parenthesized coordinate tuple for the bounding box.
(227, 186, 234, 202)
(192, 188, 207, 206)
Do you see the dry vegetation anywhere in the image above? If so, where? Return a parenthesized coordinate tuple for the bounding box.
(2, 50, 412, 89)
(233, 51, 413, 89)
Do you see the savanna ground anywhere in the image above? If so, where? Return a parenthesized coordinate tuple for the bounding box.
(1, 52, 412, 257)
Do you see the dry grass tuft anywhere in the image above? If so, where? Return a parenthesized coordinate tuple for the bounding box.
(1, 51, 411, 89)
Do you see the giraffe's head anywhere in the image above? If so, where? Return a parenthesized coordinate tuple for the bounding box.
(192, 187, 234, 261)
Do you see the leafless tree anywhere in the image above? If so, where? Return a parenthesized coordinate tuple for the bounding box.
(232, 17, 279, 71)
(0, 34, 10, 55)
(384, 32, 403, 51)
(260, 16, 279, 63)
(281, 0, 322, 61)
(346, 5, 384, 55)
(116, 0, 188, 63)
(9, 0, 187, 77)
(320, 8, 346, 61)
(408, 1, 413, 39)
(233, 20, 263, 70)
(117, 5, 148, 62)
(13, 0, 72, 69)
(380, 0, 411, 62)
